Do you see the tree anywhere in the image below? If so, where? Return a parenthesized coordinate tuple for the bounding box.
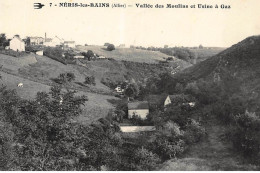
(66, 72, 76, 82)
(84, 76, 96, 85)
(0, 33, 7, 48)
(125, 84, 139, 98)
(107, 44, 115, 51)
(54, 72, 76, 84)
(133, 148, 160, 170)
(82, 50, 94, 60)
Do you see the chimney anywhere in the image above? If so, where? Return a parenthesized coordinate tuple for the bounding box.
(45, 32, 46, 41)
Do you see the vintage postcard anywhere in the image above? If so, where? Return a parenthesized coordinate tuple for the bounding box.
(0, 0, 260, 171)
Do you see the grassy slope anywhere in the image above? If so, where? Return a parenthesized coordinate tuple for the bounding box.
(157, 117, 259, 171)
(0, 54, 116, 124)
(158, 36, 260, 170)
(175, 36, 260, 87)
(77, 45, 193, 69)
(188, 47, 226, 63)
(77, 45, 168, 63)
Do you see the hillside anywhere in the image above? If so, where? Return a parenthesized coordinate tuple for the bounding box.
(77, 45, 192, 68)
(157, 36, 260, 170)
(188, 47, 226, 64)
(0, 51, 170, 124)
(175, 35, 260, 88)
(0, 54, 117, 124)
(77, 45, 168, 63)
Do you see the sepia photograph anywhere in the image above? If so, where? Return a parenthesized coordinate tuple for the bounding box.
(0, 0, 260, 171)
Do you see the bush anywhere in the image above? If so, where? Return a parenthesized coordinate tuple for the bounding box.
(151, 135, 185, 160)
(84, 76, 96, 85)
(53, 72, 76, 84)
(133, 148, 160, 170)
(107, 44, 115, 51)
(183, 119, 206, 144)
(82, 50, 94, 60)
(229, 111, 260, 160)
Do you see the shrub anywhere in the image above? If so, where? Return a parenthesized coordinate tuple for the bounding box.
(229, 111, 260, 159)
(82, 50, 95, 60)
(107, 44, 115, 51)
(53, 72, 76, 84)
(183, 119, 206, 144)
(43, 47, 75, 65)
(151, 136, 185, 160)
(133, 148, 160, 170)
(84, 76, 96, 85)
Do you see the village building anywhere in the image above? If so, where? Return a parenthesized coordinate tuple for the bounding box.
(44, 36, 64, 47)
(118, 44, 126, 48)
(147, 94, 168, 109)
(128, 101, 149, 119)
(36, 50, 43, 56)
(64, 41, 76, 48)
(97, 55, 106, 59)
(74, 55, 84, 59)
(115, 85, 124, 93)
(164, 94, 196, 107)
(120, 126, 155, 133)
(10, 36, 25, 52)
(28, 37, 44, 45)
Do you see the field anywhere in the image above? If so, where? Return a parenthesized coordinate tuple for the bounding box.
(188, 47, 226, 63)
(77, 45, 169, 63)
(0, 53, 116, 124)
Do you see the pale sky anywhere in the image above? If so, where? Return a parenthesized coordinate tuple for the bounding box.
(0, 0, 260, 47)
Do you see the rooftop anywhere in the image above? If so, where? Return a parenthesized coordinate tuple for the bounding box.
(128, 101, 149, 110)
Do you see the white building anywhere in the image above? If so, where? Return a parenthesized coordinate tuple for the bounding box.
(29, 37, 44, 45)
(164, 94, 196, 107)
(64, 41, 76, 48)
(74, 55, 84, 59)
(10, 36, 25, 52)
(128, 101, 149, 119)
(44, 36, 64, 47)
(36, 50, 43, 56)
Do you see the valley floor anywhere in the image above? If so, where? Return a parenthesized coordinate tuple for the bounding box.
(157, 118, 260, 171)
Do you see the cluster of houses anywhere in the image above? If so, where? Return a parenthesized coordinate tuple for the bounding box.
(5, 33, 76, 52)
(127, 94, 196, 120)
(120, 94, 196, 132)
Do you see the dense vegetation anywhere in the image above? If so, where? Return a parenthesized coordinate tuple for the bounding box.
(141, 36, 260, 166)
(43, 47, 76, 65)
(0, 84, 206, 171)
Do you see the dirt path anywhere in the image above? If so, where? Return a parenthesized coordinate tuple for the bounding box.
(158, 119, 259, 171)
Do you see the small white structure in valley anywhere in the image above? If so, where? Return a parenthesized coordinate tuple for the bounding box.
(120, 126, 155, 133)
(98, 55, 106, 59)
(10, 36, 25, 52)
(36, 50, 43, 56)
(128, 101, 149, 120)
(164, 94, 196, 107)
(115, 86, 124, 93)
(17, 83, 23, 87)
(74, 55, 84, 59)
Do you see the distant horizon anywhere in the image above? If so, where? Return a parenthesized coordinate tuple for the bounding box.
(1, 0, 260, 48)
(4, 31, 251, 49)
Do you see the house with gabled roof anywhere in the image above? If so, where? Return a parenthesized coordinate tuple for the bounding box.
(164, 94, 196, 107)
(10, 36, 25, 52)
(44, 36, 64, 47)
(64, 41, 76, 48)
(147, 94, 168, 109)
(28, 37, 44, 45)
(128, 101, 149, 119)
